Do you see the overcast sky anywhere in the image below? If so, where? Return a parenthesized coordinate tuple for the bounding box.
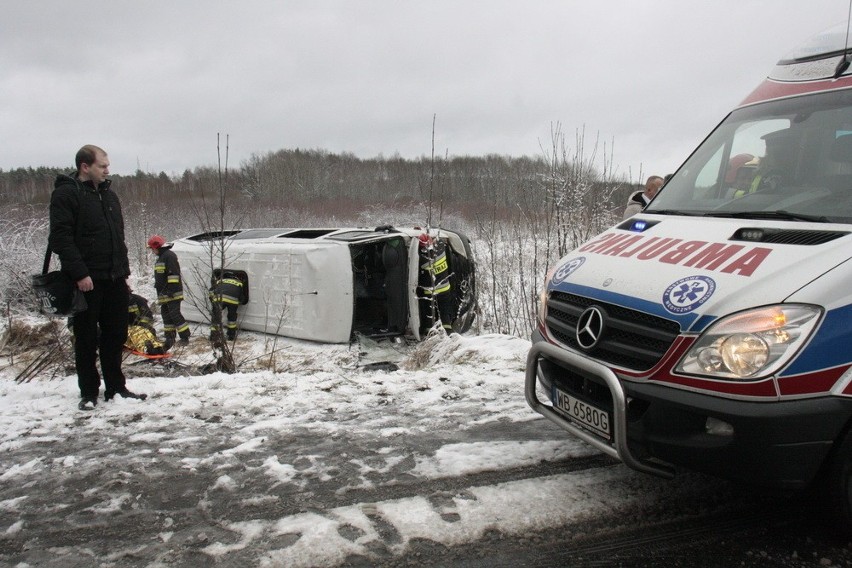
(1, 1, 847, 181)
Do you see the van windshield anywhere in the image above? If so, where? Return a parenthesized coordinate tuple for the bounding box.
(647, 88, 852, 224)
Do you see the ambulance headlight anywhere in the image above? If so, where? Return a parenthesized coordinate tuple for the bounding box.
(538, 265, 556, 324)
(676, 305, 821, 379)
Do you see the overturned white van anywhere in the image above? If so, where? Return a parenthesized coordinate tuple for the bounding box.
(169, 226, 476, 343)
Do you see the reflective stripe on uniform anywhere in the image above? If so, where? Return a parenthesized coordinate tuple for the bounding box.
(421, 252, 448, 275)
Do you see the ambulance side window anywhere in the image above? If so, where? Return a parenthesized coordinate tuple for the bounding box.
(694, 146, 724, 197)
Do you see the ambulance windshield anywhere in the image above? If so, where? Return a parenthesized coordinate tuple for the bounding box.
(647, 87, 852, 224)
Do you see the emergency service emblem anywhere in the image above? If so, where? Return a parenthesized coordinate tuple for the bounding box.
(552, 257, 586, 285)
(662, 275, 716, 314)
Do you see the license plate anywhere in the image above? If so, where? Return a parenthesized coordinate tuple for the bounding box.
(552, 387, 611, 440)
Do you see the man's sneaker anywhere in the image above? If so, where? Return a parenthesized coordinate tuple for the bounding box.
(105, 389, 148, 402)
(78, 398, 97, 411)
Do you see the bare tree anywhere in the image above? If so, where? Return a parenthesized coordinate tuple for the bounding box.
(180, 134, 250, 373)
(471, 124, 626, 338)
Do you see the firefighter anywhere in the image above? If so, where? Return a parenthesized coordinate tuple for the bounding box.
(147, 235, 190, 350)
(417, 233, 454, 335)
(209, 271, 245, 341)
(128, 292, 156, 334)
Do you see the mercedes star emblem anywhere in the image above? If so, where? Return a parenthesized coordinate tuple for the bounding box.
(576, 306, 605, 350)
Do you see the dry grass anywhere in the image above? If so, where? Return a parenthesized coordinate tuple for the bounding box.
(402, 331, 448, 371)
(1, 319, 67, 353)
(0, 318, 73, 382)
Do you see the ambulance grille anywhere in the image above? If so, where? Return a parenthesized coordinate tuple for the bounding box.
(545, 292, 681, 371)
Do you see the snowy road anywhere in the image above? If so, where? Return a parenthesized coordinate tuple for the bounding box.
(0, 332, 850, 567)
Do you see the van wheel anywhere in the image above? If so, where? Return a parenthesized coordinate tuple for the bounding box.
(822, 428, 852, 533)
(453, 276, 477, 334)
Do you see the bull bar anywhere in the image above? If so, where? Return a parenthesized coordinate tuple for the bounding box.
(525, 341, 675, 478)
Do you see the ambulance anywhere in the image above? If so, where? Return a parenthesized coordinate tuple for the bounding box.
(526, 25, 852, 524)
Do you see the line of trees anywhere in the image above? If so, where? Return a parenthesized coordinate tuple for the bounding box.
(0, 147, 638, 213)
(2, 130, 645, 338)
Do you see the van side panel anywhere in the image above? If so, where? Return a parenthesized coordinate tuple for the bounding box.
(176, 241, 354, 343)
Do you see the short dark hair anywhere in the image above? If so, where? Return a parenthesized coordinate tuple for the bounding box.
(75, 145, 106, 171)
(645, 175, 664, 188)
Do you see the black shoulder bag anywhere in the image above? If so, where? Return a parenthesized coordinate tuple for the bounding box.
(32, 246, 87, 316)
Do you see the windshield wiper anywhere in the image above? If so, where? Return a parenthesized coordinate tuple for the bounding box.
(703, 210, 830, 223)
(642, 209, 693, 216)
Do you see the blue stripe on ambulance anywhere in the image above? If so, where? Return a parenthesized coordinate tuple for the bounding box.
(778, 303, 852, 377)
(549, 281, 714, 331)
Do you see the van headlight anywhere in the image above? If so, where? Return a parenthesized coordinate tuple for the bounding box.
(675, 305, 822, 379)
(538, 265, 557, 324)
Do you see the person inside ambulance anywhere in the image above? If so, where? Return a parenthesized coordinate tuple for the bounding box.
(824, 132, 852, 194)
(734, 129, 796, 197)
(723, 153, 757, 196)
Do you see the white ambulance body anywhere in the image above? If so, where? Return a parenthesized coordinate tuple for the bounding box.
(526, 25, 852, 524)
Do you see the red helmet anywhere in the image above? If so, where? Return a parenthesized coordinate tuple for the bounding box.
(147, 235, 166, 249)
(418, 233, 430, 247)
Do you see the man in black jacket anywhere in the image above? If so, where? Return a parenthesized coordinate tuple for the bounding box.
(49, 145, 147, 410)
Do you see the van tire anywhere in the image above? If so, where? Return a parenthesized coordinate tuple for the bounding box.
(822, 427, 852, 534)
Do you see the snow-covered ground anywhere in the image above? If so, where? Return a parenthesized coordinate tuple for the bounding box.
(0, 326, 720, 567)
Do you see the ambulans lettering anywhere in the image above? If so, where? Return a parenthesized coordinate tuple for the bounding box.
(598, 235, 643, 256)
(618, 236, 664, 258)
(718, 247, 772, 277)
(682, 243, 746, 270)
(660, 241, 708, 264)
(576, 233, 771, 276)
(636, 238, 682, 260)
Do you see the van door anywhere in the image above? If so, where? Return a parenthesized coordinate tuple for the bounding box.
(350, 235, 409, 338)
(408, 237, 423, 340)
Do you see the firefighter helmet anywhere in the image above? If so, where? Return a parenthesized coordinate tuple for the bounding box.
(147, 235, 166, 249)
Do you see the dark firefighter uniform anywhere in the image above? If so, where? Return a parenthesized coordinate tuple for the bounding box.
(209, 273, 245, 340)
(417, 235, 454, 334)
(153, 245, 190, 346)
(128, 293, 155, 333)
